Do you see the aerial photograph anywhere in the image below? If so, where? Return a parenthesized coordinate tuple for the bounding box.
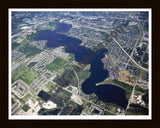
(9, 9, 151, 119)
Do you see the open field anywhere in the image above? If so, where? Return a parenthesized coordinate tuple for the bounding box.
(46, 56, 67, 72)
(44, 82, 56, 90)
(28, 62, 37, 68)
(118, 69, 136, 86)
(12, 65, 38, 85)
(22, 104, 30, 112)
(104, 110, 115, 115)
(126, 103, 148, 115)
(21, 70, 38, 85)
(77, 70, 91, 80)
(135, 85, 148, 94)
(19, 43, 42, 58)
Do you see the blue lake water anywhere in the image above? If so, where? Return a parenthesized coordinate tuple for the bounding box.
(35, 23, 128, 108)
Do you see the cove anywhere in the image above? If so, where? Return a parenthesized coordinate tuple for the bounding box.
(35, 23, 128, 108)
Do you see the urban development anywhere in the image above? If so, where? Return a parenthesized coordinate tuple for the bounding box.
(11, 11, 149, 117)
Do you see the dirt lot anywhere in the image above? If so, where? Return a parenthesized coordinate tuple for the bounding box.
(118, 69, 136, 86)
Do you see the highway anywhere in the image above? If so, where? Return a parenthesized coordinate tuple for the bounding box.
(71, 19, 148, 72)
(112, 38, 148, 72)
(130, 24, 143, 58)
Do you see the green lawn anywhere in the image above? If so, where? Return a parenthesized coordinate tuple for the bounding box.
(45, 82, 56, 90)
(63, 64, 71, 71)
(23, 93, 31, 101)
(61, 89, 72, 97)
(104, 110, 115, 115)
(20, 69, 38, 85)
(16, 38, 41, 58)
(28, 62, 37, 68)
(19, 43, 42, 58)
(46, 56, 67, 72)
(127, 103, 148, 115)
(77, 70, 91, 80)
(135, 85, 148, 94)
(12, 65, 38, 85)
(22, 104, 30, 112)
(17, 38, 29, 48)
(12, 65, 28, 82)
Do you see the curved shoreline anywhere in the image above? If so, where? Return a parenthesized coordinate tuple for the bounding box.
(35, 23, 128, 108)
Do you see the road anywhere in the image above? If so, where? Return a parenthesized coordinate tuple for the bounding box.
(130, 24, 143, 58)
(125, 80, 137, 114)
(112, 38, 148, 72)
(70, 19, 148, 72)
(126, 24, 143, 68)
(72, 69, 80, 94)
(64, 87, 116, 115)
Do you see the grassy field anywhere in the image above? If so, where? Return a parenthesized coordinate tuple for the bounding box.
(61, 89, 72, 97)
(45, 82, 56, 90)
(28, 62, 37, 68)
(20, 70, 38, 85)
(17, 38, 29, 48)
(138, 70, 147, 79)
(46, 56, 67, 72)
(12, 65, 38, 85)
(63, 64, 71, 71)
(135, 85, 148, 94)
(104, 110, 115, 115)
(127, 103, 148, 115)
(36, 22, 56, 31)
(12, 65, 28, 82)
(22, 104, 30, 112)
(19, 43, 42, 58)
(77, 70, 91, 81)
(16, 38, 41, 58)
(23, 93, 31, 101)
(118, 70, 136, 86)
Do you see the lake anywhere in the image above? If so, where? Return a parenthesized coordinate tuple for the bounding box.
(35, 23, 128, 108)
